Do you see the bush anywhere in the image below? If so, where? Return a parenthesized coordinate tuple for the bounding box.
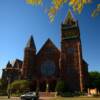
(74, 91, 85, 96)
(55, 79, 85, 97)
(0, 79, 7, 90)
(8, 80, 30, 94)
(60, 92, 74, 97)
(0, 90, 7, 96)
(11, 92, 22, 97)
(88, 71, 100, 91)
(0, 79, 8, 96)
(93, 94, 100, 97)
(55, 79, 68, 95)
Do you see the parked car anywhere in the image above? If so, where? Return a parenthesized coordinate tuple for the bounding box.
(20, 92, 38, 100)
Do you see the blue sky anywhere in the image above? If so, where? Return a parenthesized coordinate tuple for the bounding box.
(0, 0, 100, 77)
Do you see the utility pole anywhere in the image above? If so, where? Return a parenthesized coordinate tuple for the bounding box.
(7, 76, 11, 99)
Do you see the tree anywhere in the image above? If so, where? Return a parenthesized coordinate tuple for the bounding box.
(88, 71, 100, 91)
(55, 79, 68, 94)
(25, 0, 100, 22)
(0, 79, 8, 95)
(0, 79, 7, 90)
(8, 80, 30, 94)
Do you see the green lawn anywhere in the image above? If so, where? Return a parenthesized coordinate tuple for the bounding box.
(40, 96, 100, 100)
(51, 97, 100, 100)
(0, 96, 19, 100)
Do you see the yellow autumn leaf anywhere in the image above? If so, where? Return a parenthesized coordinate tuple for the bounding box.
(73, 6, 76, 12)
(52, 0, 63, 9)
(97, 4, 100, 9)
(82, 0, 87, 4)
(69, 0, 76, 5)
(26, 0, 42, 5)
(92, 3, 100, 17)
(37, 0, 42, 5)
(77, 3, 83, 13)
(63, 0, 67, 3)
(49, 15, 55, 22)
(26, 0, 34, 4)
(48, 7, 57, 15)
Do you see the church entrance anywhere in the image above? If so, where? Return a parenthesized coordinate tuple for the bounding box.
(39, 81, 46, 92)
(30, 80, 37, 91)
(39, 79, 57, 92)
(49, 80, 57, 92)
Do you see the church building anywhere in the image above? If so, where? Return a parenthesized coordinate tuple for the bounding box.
(2, 10, 88, 92)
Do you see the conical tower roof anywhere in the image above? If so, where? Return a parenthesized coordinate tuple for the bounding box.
(26, 35, 36, 50)
(64, 9, 75, 24)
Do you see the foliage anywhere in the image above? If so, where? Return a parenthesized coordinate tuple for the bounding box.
(88, 71, 100, 91)
(59, 92, 74, 97)
(0, 79, 7, 90)
(55, 79, 68, 94)
(92, 4, 100, 17)
(0, 79, 8, 96)
(26, 0, 99, 22)
(26, 0, 42, 5)
(8, 80, 30, 94)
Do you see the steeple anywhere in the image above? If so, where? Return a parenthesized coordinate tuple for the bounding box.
(6, 61, 12, 68)
(22, 35, 36, 79)
(64, 9, 76, 25)
(26, 35, 36, 51)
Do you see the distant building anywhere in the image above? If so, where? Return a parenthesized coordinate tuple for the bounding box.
(2, 59, 22, 82)
(2, 10, 88, 92)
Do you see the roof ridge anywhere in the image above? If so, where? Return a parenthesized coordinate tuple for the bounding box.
(37, 38, 59, 55)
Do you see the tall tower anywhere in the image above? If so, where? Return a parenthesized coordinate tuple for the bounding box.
(61, 10, 84, 92)
(21, 36, 36, 80)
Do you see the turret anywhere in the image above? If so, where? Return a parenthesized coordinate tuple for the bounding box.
(6, 61, 12, 68)
(21, 35, 36, 80)
(26, 35, 36, 51)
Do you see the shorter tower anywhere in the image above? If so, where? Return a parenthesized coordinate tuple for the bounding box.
(21, 36, 36, 80)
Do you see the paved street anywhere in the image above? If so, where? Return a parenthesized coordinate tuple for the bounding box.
(0, 96, 55, 100)
(0, 96, 100, 100)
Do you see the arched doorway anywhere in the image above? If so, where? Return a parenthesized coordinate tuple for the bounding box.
(30, 80, 37, 91)
(39, 81, 46, 92)
(49, 80, 57, 92)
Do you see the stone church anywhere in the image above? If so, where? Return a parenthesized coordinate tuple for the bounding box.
(2, 10, 88, 92)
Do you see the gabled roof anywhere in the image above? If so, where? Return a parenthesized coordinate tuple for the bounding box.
(64, 9, 76, 24)
(11, 59, 22, 67)
(37, 38, 60, 55)
(26, 35, 36, 50)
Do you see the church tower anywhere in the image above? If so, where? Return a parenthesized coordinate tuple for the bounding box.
(61, 10, 84, 92)
(21, 36, 36, 80)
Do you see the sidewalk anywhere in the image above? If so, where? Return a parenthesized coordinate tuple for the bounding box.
(39, 97, 55, 100)
(0, 96, 19, 100)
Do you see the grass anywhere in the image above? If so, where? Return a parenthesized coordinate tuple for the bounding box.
(0, 96, 19, 100)
(49, 96, 100, 100)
